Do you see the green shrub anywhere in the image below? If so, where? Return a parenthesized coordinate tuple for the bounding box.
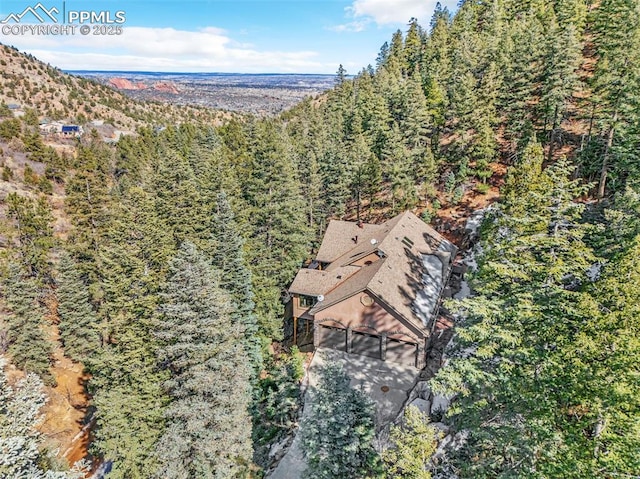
(0, 118, 21, 140)
(453, 185, 465, 204)
(421, 209, 434, 224)
(444, 171, 456, 194)
(23, 164, 40, 186)
(38, 176, 53, 194)
(476, 182, 491, 194)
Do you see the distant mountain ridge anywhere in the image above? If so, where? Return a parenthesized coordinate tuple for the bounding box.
(73, 69, 336, 114)
(0, 44, 226, 129)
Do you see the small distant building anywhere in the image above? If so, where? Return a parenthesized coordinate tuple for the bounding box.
(61, 125, 83, 136)
(39, 122, 62, 134)
(286, 211, 458, 368)
(62, 125, 79, 134)
(7, 103, 20, 110)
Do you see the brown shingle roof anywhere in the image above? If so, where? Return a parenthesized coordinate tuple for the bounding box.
(315, 220, 385, 263)
(304, 211, 458, 333)
(288, 266, 360, 296)
(308, 260, 385, 313)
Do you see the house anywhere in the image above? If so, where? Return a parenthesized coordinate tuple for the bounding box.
(286, 211, 458, 368)
(61, 125, 83, 136)
(39, 121, 63, 135)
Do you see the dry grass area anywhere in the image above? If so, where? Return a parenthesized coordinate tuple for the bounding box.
(0, 141, 73, 241)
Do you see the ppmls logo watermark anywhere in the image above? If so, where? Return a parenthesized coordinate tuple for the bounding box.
(1, 2, 126, 36)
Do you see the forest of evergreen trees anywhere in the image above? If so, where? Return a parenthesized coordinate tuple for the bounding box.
(1, 0, 639, 477)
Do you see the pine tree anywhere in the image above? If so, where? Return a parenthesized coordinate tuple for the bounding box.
(554, 0, 588, 31)
(154, 242, 253, 478)
(430, 153, 606, 477)
(376, 41, 390, 70)
(404, 18, 424, 76)
(501, 140, 549, 217)
(300, 362, 380, 479)
(540, 18, 581, 160)
(336, 64, 347, 85)
(568, 236, 640, 476)
(362, 153, 383, 217)
(210, 191, 262, 377)
(64, 142, 113, 282)
(383, 405, 438, 479)
(88, 188, 173, 479)
(6, 193, 54, 279)
(242, 120, 311, 340)
(2, 264, 53, 382)
(499, 12, 544, 147)
(55, 252, 101, 364)
(151, 148, 210, 246)
(590, 0, 640, 196)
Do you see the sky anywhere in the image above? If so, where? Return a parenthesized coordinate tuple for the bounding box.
(0, 0, 458, 73)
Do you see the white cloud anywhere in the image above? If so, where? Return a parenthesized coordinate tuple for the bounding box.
(328, 18, 372, 33)
(0, 25, 328, 72)
(335, 0, 458, 29)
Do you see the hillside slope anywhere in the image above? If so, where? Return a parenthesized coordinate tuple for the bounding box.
(0, 44, 227, 129)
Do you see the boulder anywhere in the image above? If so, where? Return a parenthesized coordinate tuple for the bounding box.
(409, 397, 431, 414)
(431, 422, 450, 434)
(450, 430, 469, 451)
(268, 436, 290, 461)
(431, 394, 451, 415)
(407, 380, 431, 403)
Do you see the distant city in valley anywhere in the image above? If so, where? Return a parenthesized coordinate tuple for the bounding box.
(68, 71, 337, 114)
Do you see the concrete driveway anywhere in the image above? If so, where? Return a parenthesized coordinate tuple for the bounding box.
(268, 348, 420, 479)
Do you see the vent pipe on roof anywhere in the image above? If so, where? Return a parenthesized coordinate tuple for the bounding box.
(370, 238, 378, 245)
(317, 295, 324, 302)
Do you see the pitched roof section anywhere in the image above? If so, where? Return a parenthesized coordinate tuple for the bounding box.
(300, 211, 458, 333)
(308, 260, 385, 314)
(288, 266, 360, 296)
(315, 220, 385, 263)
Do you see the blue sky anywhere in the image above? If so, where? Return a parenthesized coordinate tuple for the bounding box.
(0, 0, 458, 73)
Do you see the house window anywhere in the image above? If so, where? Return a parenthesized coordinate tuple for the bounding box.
(299, 295, 317, 308)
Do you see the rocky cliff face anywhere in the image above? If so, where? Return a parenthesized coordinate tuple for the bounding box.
(108, 77, 179, 94)
(107, 77, 147, 90)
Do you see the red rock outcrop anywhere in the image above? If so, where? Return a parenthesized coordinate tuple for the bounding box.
(153, 81, 179, 94)
(108, 78, 147, 90)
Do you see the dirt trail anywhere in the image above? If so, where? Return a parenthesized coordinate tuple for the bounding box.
(39, 318, 92, 468)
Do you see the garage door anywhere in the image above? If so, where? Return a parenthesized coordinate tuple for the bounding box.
(351, 332, 381, 359)
(386, 339, 417, 367)
(318, 326, 346, 351)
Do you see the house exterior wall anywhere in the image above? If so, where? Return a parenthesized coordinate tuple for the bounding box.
(313, 291, 422, 343)
(285, 298, 294, 319)
(289, 295, 314, 320)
